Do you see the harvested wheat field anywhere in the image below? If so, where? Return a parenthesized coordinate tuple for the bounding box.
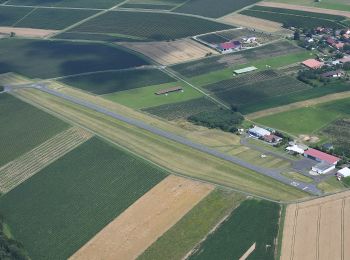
(70, 175, 213, 260)
(119, 39, 217, 65)
(0, 27, 57, 38)
(258, 2, 350, 18)
(219, 13, 284, 33)
(281, 190, 350, 260)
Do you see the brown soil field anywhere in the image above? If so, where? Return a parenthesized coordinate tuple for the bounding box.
(0, 27, 57, 38)
(281, 190, 350, 260)
(247, 91, 350, 119)
(259, 2, 350, 18)
(70, 175, 213, 260)
(119, 39, 217, 65)
(219, 13, 285, 33)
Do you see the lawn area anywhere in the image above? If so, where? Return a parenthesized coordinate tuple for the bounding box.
(0, 38, 149, 79)
(103, 81, 203, 109)
(0, 93, 68, 167)
(317, 176, 346, 193)
(281, 172, 314, 183)
(60, 68, 174, 95)
(0, 137, 167, 260)
(188, 199, 280, 260)
(139, 189, 246, 260)
(255, 97, 350, 136)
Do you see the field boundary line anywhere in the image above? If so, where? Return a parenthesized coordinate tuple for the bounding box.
(10, 6, 36, 27)
(46, 0, 130, 39)
(316, 205, 321, 260)
(341, 198, 345, 260)
(2, 4, 104, 11)
(289, 204, 299, 260)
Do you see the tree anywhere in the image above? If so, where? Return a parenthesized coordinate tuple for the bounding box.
(293, 30, 300, 41)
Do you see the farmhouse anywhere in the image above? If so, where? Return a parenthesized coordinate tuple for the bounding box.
(321, 70, 345, 78)
(338, 167, 350, 178)
(233, 66, 257, 75)
(263, 134, 282, 144)
(304, 148, 340, 165)
(217, 41, 241, 54)
(302, 59, 324, 69)
(312, 162, 335, 174)
(248, 126, 271, 138)
(155, 86, 183, 95)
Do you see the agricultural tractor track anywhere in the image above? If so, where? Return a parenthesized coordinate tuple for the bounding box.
(6, 83, 322, 196)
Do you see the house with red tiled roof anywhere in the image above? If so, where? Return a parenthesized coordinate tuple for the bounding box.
(302, 59, 324, 69)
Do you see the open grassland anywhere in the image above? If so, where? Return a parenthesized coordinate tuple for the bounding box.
(13, 8, 98, 30)
(258, 2, 350, 18)
(143, 97, 220, 120)
(62, 11, 233, 41)
(173, 0, 261, 18)
(171, 41, 302, 77)
(119, 39, 217, 66)
(317, 177, 347, 194)
(240, 6, 347, 29)
(281, 172, 313, 183)
(281, 191, 350, 260)
(265, 0, 350, 12)
(0, 6, 33, 26)
(104, 81, 202, 109)
(60, 68, 173, 95)
(255, 97, 350, 136)
(4, 0, 125, 8)
(13, 88, 309, 201)
(0, 38, 148, 79)
(0, 137, 167, 260)
(188, 199, 280, 260)
(139, 189, 246, 260)
(0, 93, 68, 167)
(188, 51, 313, 87)
(0, 127, 92, 194)
(71, 175, 213, 260)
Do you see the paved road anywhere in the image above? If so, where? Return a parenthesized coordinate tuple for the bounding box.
(9, 83, 322, 195)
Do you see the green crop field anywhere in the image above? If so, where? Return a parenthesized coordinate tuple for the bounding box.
(5, 0, 125, 8)
(0, 137, 167, 260)
(266, 0, 350, 12)
(0, 38, 149, 79)
(322, 119, 350, 157)
(60, 69, 174, 95)
(143, 97, 221, 120)
(173, 0, 261, 18)
(240, 6, 346, 29)
(171, 41, 302, 77)
(140, 189, 246, 260)
(255, 97, 350, 135)
(62, 10, 233, 41)
(188, 199, 280, 260)
(120, 3, 175, 9)
(0, 6, 33, 26)
(0, 93, 68, 167)
(104, 81, 202, 109)
(205, 74, 311, 110)
(13, 8, 97, 30)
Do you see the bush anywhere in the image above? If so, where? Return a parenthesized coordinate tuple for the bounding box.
(188, 109, 244, 132)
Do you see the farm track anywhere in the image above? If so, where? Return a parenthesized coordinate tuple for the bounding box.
(0, 127, 92, 193)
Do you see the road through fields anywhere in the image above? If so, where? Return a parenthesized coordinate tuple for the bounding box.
(7, 83, 321, 196)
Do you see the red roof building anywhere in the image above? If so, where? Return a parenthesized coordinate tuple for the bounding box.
(302, 59, 324, 69)
(304, 148, 340, 165)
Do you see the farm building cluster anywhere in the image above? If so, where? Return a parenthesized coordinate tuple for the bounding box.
(248, 126, 283, 145)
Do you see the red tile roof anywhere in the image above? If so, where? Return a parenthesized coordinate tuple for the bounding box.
(220, 42, 236, 50)
(304, 148, 340, 164)
(302, 59, 324, 69)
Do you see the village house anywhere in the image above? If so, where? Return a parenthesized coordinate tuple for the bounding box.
(302, 59, 324, 69)
(263, 134, 282, 144)
(248, 126, 271, 138)
(217, 41, 241, 54)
